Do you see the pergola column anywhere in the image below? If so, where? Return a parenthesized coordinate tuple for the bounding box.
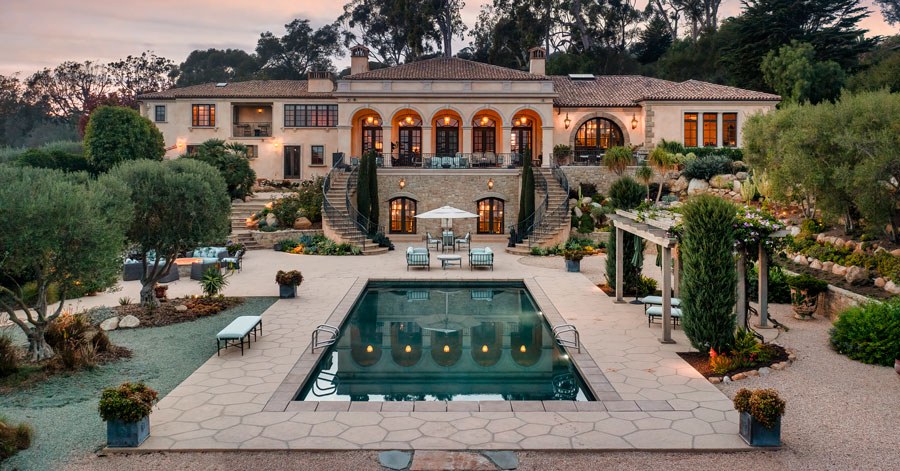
(661, 245, 674, 344)
(673, 246, 682, 297)
(758, 245, 770, 328)
(736, 251, 747, 328)
(615, 225, 624, 303)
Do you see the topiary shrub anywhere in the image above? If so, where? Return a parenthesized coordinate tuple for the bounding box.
(829, 299, 900, 366)
(98, 382, 159, 423)
(608, 176, 646, 210)
(680, 195, 738, 353)
(682, 155, 733, 180)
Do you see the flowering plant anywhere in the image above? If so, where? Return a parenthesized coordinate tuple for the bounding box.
(733, 206, 782, 255)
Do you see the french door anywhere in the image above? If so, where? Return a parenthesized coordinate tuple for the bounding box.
(435, 128, 459, 156)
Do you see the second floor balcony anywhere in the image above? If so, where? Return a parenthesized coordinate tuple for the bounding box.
(232, 104, 272, 138)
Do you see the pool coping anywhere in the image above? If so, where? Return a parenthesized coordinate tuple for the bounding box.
(264, 277, 675, 414)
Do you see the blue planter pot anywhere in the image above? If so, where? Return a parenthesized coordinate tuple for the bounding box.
(106, 416, 149, 448)
(565, 259, 581, 272)
(279, 284, 297, 298)
(739, 411, 781, 446)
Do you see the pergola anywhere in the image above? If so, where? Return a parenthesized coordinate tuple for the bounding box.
(608, 209, 787, 344)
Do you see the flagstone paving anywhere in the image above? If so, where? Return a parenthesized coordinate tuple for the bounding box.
(95, 244, 746, 451)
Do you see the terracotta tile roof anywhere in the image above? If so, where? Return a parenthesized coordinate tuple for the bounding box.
(552, 75, 675, 107)
(638, 79, 781, 102)
(137, 80, 333, 100)
(344, 57, 545, 81)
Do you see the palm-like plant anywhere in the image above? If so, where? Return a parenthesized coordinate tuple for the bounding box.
(636, 163, 654, 199)
(603, 146, 634, 176)
(648, 146, 675, 202)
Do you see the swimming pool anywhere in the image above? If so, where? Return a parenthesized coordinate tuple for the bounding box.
(294, 281, 594, 402)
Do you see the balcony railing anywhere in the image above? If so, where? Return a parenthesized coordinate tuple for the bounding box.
(232, 122, 272, 138)
(555, 150, 648, 166)
(366, 153, 530, 169)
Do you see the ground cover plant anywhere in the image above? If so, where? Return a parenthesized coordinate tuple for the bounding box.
(530, 236, 603, 256)
(279, 234, 360, 255)
(830, 298, 900, 366)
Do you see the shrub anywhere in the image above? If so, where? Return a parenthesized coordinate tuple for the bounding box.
(733, 388, 785, 429)
(579, 183, 598, 199)
(563, 250, 584, 261)
(603, 146, 634, 175)
(0, 417, 33, 461)
(185, 139, 256, 200)
(684, 146, 743, 161)
(84, 106, 165, 172)
(271, 194, 302, 228)
(748, 264, 792, 303)
(786, 274, 828, 294)
(658, 138, 685, 155)
(577, 214, 595, 233)
(709, 351, 736, 374)
(682, 155, 733, 180)
(275, 270, 304, 286)
(0, 336, 18, 378)
(830, 299, 900, 366)
(200, 268, 228, 297)
(608, 176, 645, 210)
(294, 177, 325, 223)
(636, 275, 658, 296)
(680, 195, 738, 353)
(800, 217, 825, 234)
(98, 382, 159, 423)
(605, 221, 644, 294)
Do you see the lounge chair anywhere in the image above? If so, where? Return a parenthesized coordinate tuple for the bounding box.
(469, 247, 494, 270)
(646, 306, 683, 327)
(425, 232, 442, 251)
(455, 232, 471, 251)
(406, 247, 430, 271)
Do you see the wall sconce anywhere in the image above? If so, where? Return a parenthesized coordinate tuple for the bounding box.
(398, 178, 406, 189)
(443, 116, 450, 125)
(487, 178, 494, 190)
(273, 142, 280, 148)
(521, 117, 527, 124)
(631, 113, 638, 130)
(405, 345, 412, 353)
(256, 108, 263, 113)
(366, 116, 374, 124)
(176, 141, 185, 149)
(564, 113, 571, 129)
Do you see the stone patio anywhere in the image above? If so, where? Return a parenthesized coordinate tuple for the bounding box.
(82, 244, 747, 452)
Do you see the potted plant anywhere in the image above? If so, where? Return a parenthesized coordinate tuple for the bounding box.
(563, 250, 584, 272)
(275, 270, 303, 298)
(733, 388, 785, 446)
(786, 274, 828, 319)
(98, 382, 158, 447)
(154, 283, 168, 300)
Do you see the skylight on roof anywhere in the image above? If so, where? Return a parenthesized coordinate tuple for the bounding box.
(215, 83, 228, 87)
(568, 74, 595, 80)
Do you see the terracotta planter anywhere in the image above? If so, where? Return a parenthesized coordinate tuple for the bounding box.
(154, 284, 168, 300)
(790, 287, 818, 319)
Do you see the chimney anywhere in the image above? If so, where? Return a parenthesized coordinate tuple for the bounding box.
(307, 71, 334, 93)
(350, 45, 370, 75)
(529, 47, 546, 76)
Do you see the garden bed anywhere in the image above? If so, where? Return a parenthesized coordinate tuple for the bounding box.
(782, 260, 893, 301)
(677, 344, 790, 379)
(113, 297, 245, 328)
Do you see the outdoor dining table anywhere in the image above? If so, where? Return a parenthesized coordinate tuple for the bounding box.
(441, 231, 455, 252)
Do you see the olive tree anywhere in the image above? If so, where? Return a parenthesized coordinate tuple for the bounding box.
(109, 159, 230, 306)
(84, 105, 165, 172)
(0, 166, 131, 360)
(185, 139, 256, 200)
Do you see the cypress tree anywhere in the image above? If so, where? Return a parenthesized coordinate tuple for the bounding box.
(605, 176, 647, 293)
(517, 148, 535, 236)
(679, 195, 738, 353)
(367, 150, 379, 233)
(356, 152, 370, 226)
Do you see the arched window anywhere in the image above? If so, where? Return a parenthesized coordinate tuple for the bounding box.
(390, 197, 416, 234)
(361, 114, 383, 154)
(477, 198, 504, 234)
(574, 118, 623, 153)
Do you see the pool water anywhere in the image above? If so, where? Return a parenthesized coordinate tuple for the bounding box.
(295, 281, 594, 402)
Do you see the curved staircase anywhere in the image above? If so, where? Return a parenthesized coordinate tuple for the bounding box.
(323, 168, 389, 255)
(506, 167, 571, 255)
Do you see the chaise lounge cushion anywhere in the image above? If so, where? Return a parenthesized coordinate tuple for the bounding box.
(646, 306, 683, 317)
(216, 316, 262, 340)
(641, 296, 681, 306)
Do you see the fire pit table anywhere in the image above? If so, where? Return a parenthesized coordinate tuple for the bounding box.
(174, 258, 203, 278)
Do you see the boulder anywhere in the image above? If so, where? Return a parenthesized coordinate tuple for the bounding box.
(757, 367, 771, 375)
(573, 207, 583, 218)
(844, 240, 856, 251)
(582, 197, 592, 206)
(293, 217, 312, 230)
(822, 261, 834, 272)
(789, 226, 801, 236)
(709, 174, 735, 189)
(687, 178, 709, 195)
(816, 233, 827, 243)
(175, 305, 188, 312)
(731, 372, 747, 381)
(99, 317, 120, 331)
(874, 277, 886, 288)
(709, 377, 722, 384)
(844, 266, 869, 285)
(735, 171, 748, 180)
(732, 161, 747, 171)
(809, 259, 823, 270)
(745, 370, 760, 377)
(119, 315, 140, 328)
(264, 213, 277, 227)
(732, 179, 742, 194)
(831, 264, 847, 276)
(892, 249, 900, 257)
(832, 237, 844, 247)
(885, 281, 900, 294)
(770, 363, 784, 371)
(792, 254, 808, 266)
(669, 176, 689, 193)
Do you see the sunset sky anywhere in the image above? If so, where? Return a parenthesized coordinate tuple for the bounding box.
(1, 0, 897, 76)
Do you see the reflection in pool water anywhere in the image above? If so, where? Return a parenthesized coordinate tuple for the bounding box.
(295, 281, 594, 402)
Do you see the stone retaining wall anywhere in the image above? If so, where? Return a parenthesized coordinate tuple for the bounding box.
(561, 166, 637, 194)
(251, 229, 324, 249)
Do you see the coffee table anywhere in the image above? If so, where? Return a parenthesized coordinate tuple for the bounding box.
(437, 254, 462, 270)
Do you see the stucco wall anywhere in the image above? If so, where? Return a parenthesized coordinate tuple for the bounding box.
(644, 101, 775, 148)
(375, 169, 522, 237)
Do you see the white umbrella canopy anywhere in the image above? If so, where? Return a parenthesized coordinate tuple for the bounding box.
(415, 205, 478, 230)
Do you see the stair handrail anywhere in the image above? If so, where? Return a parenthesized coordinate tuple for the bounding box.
(528, 165, 570, 248)
(322, 159, 366, 247)
(519, 166, 550, 243)
(346, 165, 385, 239)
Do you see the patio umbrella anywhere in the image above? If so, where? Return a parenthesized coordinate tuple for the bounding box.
(414, 205, 477, 231)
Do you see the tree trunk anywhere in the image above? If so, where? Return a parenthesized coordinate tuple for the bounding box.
(27, 327, 54, 362)
(656, 174, 665, 202)
(140, 281, 160, 307)
(570, 0, 593, 51)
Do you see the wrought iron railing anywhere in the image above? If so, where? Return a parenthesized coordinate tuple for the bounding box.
(371, 152, 525, 169)
(528, 165, 570, 248)
(346, 165, 385, 238)
(520, 167, 550, 244)
(232, 122, 272, 137)
(554, 150, 647, 166)
(322, 157, 366, 247)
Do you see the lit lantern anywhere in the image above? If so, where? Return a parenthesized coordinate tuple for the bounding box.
(265, 201, 274, 210)
(521, 117, 527, 124)
(481, 116, 488, 125)
(443, 116, 450, 125)
(366, 345, 373, 353)
(257, 108, 263, 113)
(406, 116, 413, 124)
(564, 113, 571, 129)
(520, 345, 527, 353)
(631, 113, 638, 129)
(443, 345, 450, 353)
(399, 178, 406, 189)
(482, 345, 488, 353)
(487, 178, 494, 190)
(367, 116, 374, 124)
(405, 345, 412, 353)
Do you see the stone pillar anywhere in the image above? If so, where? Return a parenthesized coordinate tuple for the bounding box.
(615, 225, 624, 303)
(381, 125, 392, 167)
(501, 126, 512, 163)
(758, 246, 770, 328)
(736, 251, 747, 329)
(422, 127, 433, 155)
(541, 126, 553, 167)
(462, 126, 472, 154)
(661, 245, 674, 344)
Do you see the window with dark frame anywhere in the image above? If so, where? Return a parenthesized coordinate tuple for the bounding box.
(703, 113, 718, 147)
(284, 104, 338, 127)
(723, 113, 737, 147)
(573, 118, 623, 153)
(390, 198, 416, 234)
(477, 198, 504, 234)
(284, 146, 302, 179)
(311, 145, 325, 165)
(185, 145, 200, 155)
(154, 105, 166, 122)
(192, 104, 215, 127)
(245, 145, 258, 159)
(683, 113, 698, 147)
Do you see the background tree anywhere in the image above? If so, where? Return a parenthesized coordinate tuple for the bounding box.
(636, 163, 654, 198)
(26, 61, 112, 118)
(109, 159, 230, 305)
(466, 0, 545, 69)
(106, 51, 177, 98)
(83, 106, 164, 172)
(340, 0, 438, 65)
(761, 41, 845, 104)
(846, 36, 900, 94)
(427, 0, 467, 56)
(874, 0, 900, 24)
(632, 15, 673, 64)
(0, 166, 131, 360)
(0, 74, 77, 148)
(176, 49, 262, 87)
(256, 19, 343, 78)
(605, 176, 646, 293)
(679, 194, 737, 353)
(185, 139, 257, 200)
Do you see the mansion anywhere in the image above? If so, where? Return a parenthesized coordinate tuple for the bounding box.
(138, 46, 778, 246)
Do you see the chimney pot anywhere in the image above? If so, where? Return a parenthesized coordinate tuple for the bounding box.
(528, 47, 546, 76)
(350, 45, 370, 75)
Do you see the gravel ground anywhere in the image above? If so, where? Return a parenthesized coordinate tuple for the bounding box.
(0, 297, 278, 471)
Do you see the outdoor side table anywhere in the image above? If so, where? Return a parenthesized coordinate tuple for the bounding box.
(437, 254, 462, 270)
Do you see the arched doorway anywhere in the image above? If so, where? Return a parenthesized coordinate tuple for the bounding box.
(472, 116, 497, 154)
(389, 197, 417, 234)
(477, 198, 504, 234)
(574, 117, 624, 156)
(361, 114, 383, 155)
(433, 114, 460, 157)
(394, 112, 423, 166)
